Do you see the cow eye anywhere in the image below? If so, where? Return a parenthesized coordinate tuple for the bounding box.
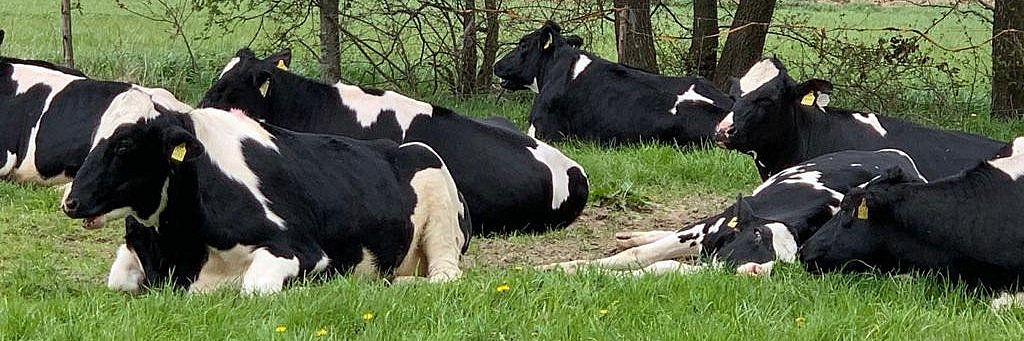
(114, 141, 133, 155)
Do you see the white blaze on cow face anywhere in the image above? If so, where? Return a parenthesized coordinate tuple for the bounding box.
(739, 59, 780, 96)
(851, 113, 888, 136)
(670, 85, 716, 115)
(571, 54, 592, 80)
(218, 57, 241, 79)
(106, 244, 146, 293)
(190, 108, 286, 229)
(528, 140, 585, 209)
(9, 64, 86, 184)
(92, 89, 164, 149)
(765, 222, 797, 262)
(989, 137, 1024, 180)
(334, 83, 434, 139)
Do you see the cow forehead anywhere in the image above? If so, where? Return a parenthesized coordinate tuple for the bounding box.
(739, 59, 780, 96)
(218, 57, 242, 79)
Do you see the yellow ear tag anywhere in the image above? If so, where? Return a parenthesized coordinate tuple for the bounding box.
(727, 217, 738, 229)
(171, 143, 187, 162)
(800, 92, 816, 106)
(856, 198, 869, 220)
(259, 80, 270, 97)
(276, 60, 288, 71)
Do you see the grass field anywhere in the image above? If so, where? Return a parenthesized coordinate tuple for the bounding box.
(3, 0, 1024, 339)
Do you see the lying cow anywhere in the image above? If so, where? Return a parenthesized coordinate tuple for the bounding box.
(543, 149, 924, 276)
(801, 138, 1024, 310)
(714, 58, 1005, 180)
(62, 108, 471, 294)
(199, 48, 588, 235)
(493, 21, 732, 145)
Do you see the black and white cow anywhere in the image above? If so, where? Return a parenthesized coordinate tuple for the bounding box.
(543, 149, 924, 276)
(714, 58, 1005, 180)
(801, 138, 1024, 310)
(493, 21, 732, 145)
(199, 49, 588, 235)
(62, 108, 471, 294)
(1, 51, 191, 184)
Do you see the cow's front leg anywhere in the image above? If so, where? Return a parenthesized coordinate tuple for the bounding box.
(106, 244, 145, 293)
(241, 248, 300, 295)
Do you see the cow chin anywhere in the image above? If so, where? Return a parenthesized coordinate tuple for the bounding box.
(498, 78, 528, 91)
(82, 207, 132, 230)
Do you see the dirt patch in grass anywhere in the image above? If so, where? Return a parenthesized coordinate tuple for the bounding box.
(464, 193, 732, 269)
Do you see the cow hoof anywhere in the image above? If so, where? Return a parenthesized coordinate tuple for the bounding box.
(736, 262, 774, 277)
(614, 232, 644, 250)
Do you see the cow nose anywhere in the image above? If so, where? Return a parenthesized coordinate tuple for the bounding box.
(63, 198, 79, 214)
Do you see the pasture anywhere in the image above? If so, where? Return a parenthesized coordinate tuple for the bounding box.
(2, 0, 1024, 339)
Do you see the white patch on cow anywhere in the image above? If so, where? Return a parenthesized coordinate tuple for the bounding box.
(190, 245, 254, 294)
(352, 248, 377, 276)
(615, 230, 675, 249)
(526, 78, 540, 93)
(0, 151, 15, 176)
(218, 57, 241, 79)
(876, 148, 927, 182)
(851, 113, 888, 136)
(528, 140, 585, 209)
(313, 253, 331, 273)
(106, 244, 145, 293)
(991, 292, 1024, 311)
(778, 171, 843, 202)
(765, 222, 797, 263)
(989, 137, 1024, 180)
(134, 179, 170, 228)
(670, 85, 715, 115)
(242, 248, 300, 295)
(739, 59, 779, 96)
(9, 64, 85, 184)
(190, 108, 286, 229)
(850, 163, 862, 167)
(92, 89, 163, 148)
(527, 124, 537, 138)
(131, 85, 193, 113)
(736, 261, 774, 276)
(394, 161, 465, 282)
(571, 54, 592, 80)
(334, 83, 434, 140)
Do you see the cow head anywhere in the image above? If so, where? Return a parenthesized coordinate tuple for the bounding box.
(200, 48, 292, 120)
(708, 196, 797, 276)
(800, 168, 920, 273)
(715, 58, 833, 153)
(494, 21, 573, 92)
(62, 115, 204, 229)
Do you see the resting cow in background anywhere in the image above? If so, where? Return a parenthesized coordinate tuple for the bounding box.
(62, 108, 471, 294)
(200, 48, 588, 235)
(801, 138, 1024, 310)
(543, 149, 924, 276)
(493, 21, 732, 145)
(715, 58, 1005, 180)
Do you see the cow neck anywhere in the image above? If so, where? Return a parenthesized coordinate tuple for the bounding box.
(157, 159, 203, 238)
(265, 71, 325, 131)
(536, 48, 579, 92)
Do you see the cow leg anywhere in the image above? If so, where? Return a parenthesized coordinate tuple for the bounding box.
(614, 230, 675, 250)
(616, 260, 706, 277)
(393, 166, 465, 283)
(991, 292, 1024, 311)
(241, 248, 300, 295)
(0, 150, 15, 177)
(540, 232, 700, 274)
(106, 244, 145, 293)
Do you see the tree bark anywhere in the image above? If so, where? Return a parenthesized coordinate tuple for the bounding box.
(476, 0, 500, 89)
(991, 0, 1024, 118)
(712, 0, 777, 89)
(60, 0, 75, 69)
(688, 0, 718, 78)
(614, 0, 659, 73)
(457, 0, 479, 95)
(318, 0, 342, 82)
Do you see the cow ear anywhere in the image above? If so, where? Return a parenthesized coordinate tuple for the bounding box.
(727, 77, 742, 98)
(265, 48, 292, 71)
(161, 125, 204, 165)
(236, 48, 257, 59)
(565, 35, 584, 49)
(540, 21, 562, 50)
(252, 70, 272, 97)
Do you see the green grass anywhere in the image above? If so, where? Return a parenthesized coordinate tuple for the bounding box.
(3, 0, 1024, 339)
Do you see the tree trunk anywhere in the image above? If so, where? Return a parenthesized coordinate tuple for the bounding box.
(712, 0, 777, 89)
(476, 0, 500, 89)
(688, 0, 718, 78)
(60, 0, 75, 69)
(614, 0, 659, 73)
(457, 0, 478, 95)
(318, 0, 341, 82)
(992, 0, 1024, 118)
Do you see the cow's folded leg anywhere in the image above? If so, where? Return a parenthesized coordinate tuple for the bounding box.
(106, 244, 145, 293)
(542, 231, 700, 274)
(614, 230, 675, 250)
(241, 248, 300, 295)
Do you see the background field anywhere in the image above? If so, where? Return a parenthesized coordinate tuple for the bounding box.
(2, 0, 1024, 339)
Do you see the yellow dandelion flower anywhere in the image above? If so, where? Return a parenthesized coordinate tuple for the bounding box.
(496, 283, 510, 293)
(316, 328, 329, 337)
(362, 312, 375, 321)
(599, 309, 609, 315)
(795, 317, 807, 327)
(274, 325, 287, 333)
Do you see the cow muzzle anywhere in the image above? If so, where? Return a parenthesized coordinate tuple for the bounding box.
(714, 113, 735, 148)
